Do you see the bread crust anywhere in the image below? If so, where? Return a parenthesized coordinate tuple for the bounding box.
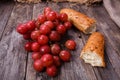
(60, 8, 96, 34)
(80, 32, 105, 67)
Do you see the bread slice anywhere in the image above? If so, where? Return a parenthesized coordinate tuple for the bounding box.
(80, 32, 105, 67)
(60, 8, 96, 34)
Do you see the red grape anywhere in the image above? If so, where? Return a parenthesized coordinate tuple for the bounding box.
(49, 30, 61, 41)
(53, 56, 61, 67)
(64, 21, 72, 30)
(45, 11, 51, 18)
(39, 24, 51, 35)
(59, 50, 71, 62)
(56, 24, 66, 34)
(32, 52, 42, 61)
(46, 65, 58, 77)
(46, 11, 57, 21)
(33, 59, 44, 72)
(23, 32, 31, 40)
(59, 13, 68, 22)
(24, 42, 32, 52)
(37, 14, 46, 24)
(44, 21, 54, 29)
(39, 45, 51, 54)
(65, 40, 76, 50)
(53, 19, 60, 27)
(31, 42, 40, 52)
(51, 44, 61, 55)
(26, 20, 36, 31)
(44, 7, 52, 15)
(31, 30, 41, 41)
(38, 35, 49, 45)
(56, 12, 60, 20)
(35, 20, 40, 28)
(41, 54, 54, 67)
(16, 24, 28, 34)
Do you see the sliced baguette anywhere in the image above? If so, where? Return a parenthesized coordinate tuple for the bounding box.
(80, 32, 105, 67)
(60, 8, 96, 34)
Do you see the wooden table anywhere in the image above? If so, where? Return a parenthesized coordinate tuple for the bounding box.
(0, 1, 120, 80)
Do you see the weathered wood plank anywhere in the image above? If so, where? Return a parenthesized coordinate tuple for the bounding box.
(92, 6, 120, 79)
(0, 2, 14, 39)
(90, 5, 120, 78)
(0, 3, 33, 80)
(79, 5, 120, 79)
(103, 0, 120, 28)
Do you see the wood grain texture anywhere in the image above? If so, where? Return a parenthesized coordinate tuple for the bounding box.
(90, 6, 120, 79)
(0, 3, 33, 80)
(0, 2, 14, 39)
(103, 0, 120, 28)
(0, 2, 120, 80)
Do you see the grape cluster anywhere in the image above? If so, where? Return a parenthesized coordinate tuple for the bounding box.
(16, 7, 76, 77)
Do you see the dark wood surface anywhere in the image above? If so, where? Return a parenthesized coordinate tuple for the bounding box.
(0, 1, 120, 80)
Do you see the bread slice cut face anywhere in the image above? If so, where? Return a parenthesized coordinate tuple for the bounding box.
(81, 51, 104, 67)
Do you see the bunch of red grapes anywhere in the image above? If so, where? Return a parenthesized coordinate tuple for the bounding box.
(16, 7, 76, 77)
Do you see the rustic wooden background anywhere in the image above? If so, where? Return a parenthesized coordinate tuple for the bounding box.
(0, 1, 120, 80)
